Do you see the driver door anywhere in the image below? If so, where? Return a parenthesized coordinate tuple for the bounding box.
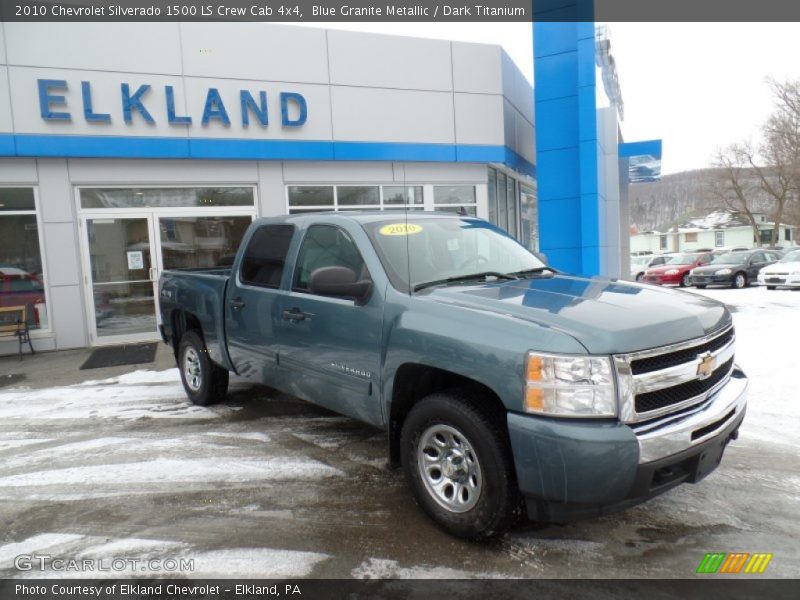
(276, 224, 383, 426)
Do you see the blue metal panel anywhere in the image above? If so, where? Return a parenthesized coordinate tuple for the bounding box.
(333, 141, 455, 162)
(619, 139, 662, 158)
(533, 51, 579, 102)
(0, 133, 535, 175)
(536, 147, 580, 200)
(455, 144, 506, 163)
(0, 134, 15, 155)
(15, 134, 189, 158)
(535, 96, 579, 152)
(539, 197, 581, 249)
(534, 15, 602, 277)
(190, 138, 333, 160)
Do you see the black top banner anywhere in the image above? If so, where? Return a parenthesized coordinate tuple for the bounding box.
(3, 0, 800, 22)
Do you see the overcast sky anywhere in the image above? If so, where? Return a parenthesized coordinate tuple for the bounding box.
(297, 22, 800, 175)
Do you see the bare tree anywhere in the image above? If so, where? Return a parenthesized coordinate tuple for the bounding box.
(708, 79, 800, 246)
(749, 78, 800, 244)
(708, 144, 761, 245)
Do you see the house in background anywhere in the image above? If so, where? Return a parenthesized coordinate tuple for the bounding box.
(631, 209, 796, 254)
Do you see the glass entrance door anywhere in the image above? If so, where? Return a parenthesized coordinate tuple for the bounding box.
(83, 215, 158, 344)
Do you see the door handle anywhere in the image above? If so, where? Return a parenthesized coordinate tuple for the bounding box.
(281, 308, 307, 322)
(230, 298, 246, 310)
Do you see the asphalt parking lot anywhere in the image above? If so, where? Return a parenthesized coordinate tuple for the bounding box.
(0, 287, 798, 579)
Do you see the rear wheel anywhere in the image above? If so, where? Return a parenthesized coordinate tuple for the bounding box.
(178, 331, 229, 406)
(635, 273, 644, 282)
(767, 285, 777, 290)
(400, 392, 522, 541)
(695, 284, 707, 289)
(732, 272, 747, 289)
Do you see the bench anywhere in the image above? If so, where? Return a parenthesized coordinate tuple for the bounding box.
(0, 305, 35, 357)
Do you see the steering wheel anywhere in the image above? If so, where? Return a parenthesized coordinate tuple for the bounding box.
(457, 255, 490, 270)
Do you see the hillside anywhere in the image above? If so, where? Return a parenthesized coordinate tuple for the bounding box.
(629, 168, 782, 232)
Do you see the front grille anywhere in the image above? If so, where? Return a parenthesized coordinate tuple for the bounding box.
(631, 328, 734, 375)
(635, 357, 734, 414)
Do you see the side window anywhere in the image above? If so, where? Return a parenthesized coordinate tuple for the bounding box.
(239, 224, 295, 288)
(293, 225, 368, 292)
(751, 252, 765, 263)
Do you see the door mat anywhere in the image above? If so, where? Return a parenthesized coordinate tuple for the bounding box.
(80, 343, 158, 370)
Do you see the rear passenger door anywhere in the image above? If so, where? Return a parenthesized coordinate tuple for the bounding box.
(747, 252, 768, 279)
(277, 224, 384, 426)
(226, 224, 295, 382)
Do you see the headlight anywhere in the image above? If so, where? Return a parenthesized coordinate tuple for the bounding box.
(664, 269, 679, 275)
(524, 352, 616, 417)
(715, 268, 732, 275)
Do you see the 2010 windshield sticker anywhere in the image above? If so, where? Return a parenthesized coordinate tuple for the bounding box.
(379, 223, 423, 236)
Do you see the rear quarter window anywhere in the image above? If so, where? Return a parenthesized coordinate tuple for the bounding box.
(239, 224, 295, 288)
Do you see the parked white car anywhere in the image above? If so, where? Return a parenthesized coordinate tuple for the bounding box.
(757, 249, 800, 289)
(630, 254, 673, 281)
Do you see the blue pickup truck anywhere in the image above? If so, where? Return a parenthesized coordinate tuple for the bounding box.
(159, 212, 748, 540)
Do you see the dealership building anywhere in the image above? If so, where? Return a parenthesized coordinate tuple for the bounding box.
(0, 19, 631, 355)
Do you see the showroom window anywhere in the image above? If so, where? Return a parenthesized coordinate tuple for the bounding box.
(287, 185, 426, 214)
(0, 188, 49, 331)
(432, 185, 477, 216)
(80, 187, 255, 209)
(487, 167, 528, 239)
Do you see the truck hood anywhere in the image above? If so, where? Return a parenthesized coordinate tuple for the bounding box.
(420, 274, 730, 354)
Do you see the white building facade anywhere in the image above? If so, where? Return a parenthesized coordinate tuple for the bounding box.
(0, 23, 536, 354)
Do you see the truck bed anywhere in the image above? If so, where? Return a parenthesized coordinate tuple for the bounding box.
(159, 268, 232, 369)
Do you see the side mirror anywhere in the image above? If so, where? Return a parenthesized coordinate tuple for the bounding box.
(308, 266, 373, 305)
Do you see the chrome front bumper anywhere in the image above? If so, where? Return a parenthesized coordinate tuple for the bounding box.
(633, 366, 748, 463)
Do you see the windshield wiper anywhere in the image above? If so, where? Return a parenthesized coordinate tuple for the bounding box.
(506, 266, 557, 278)
(413, 271, 518, 292)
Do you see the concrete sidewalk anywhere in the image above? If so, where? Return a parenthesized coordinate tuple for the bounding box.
(0, 342, 177, 389)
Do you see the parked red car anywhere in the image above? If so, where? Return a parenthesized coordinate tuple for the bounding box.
(642, 252, 713, 287)
(0, 267, 45, 326)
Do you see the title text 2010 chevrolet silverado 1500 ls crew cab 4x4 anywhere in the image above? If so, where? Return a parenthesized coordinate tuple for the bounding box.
(159, 212, 748, 540)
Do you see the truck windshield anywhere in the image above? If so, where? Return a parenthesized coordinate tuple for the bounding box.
(362, 216, 545, 292)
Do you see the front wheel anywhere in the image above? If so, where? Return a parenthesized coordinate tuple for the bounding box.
(695, 284, 707, 289)
(767, 285, 777, 290)
(680, 273, 691, 287)
(732, 272, 747, 289)
(178, 331, 229, 406)
(400, 392, 522, 541)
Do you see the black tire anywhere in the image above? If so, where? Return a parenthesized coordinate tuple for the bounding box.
(767, 286, 777, 290)
(680, 273, 690, 287)
(635, 273, 644, 282)
(732, 272, 747, 289)
(178, 330, 229, 406)
(400, 392, 522, 541)
(695, 284, 707, 289)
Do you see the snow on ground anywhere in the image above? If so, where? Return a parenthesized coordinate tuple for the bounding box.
(687, 286, 800, 445)
(0, 369, 239, 420)
(0, 458, 342, 488)
(351, 557, 509, 579)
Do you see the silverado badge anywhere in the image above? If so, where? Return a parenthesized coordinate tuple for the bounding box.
(696, 352, 717, 380)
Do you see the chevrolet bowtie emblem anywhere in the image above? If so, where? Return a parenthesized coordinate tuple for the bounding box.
(696, 352, 717, 380)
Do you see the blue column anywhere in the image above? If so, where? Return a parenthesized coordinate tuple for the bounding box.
(533, 6, 602, 276)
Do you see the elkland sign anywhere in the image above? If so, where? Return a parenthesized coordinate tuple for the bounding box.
(37, 79, 308, 128)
